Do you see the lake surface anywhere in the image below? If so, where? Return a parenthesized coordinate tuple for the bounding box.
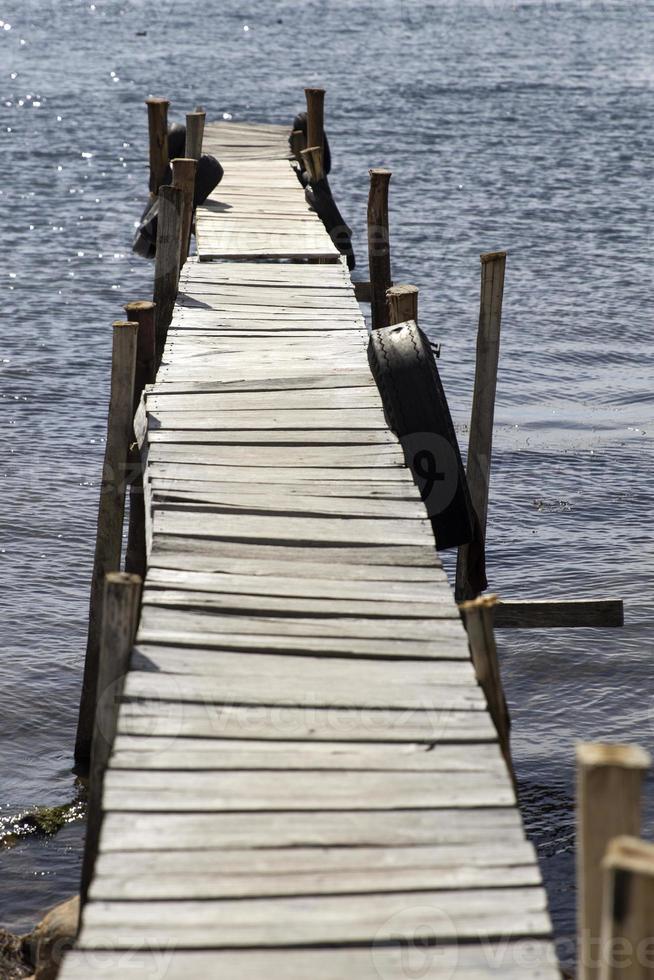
(1, 0, 652, 968)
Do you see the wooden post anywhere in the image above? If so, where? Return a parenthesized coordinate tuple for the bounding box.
(458, 595, 514, 786)
(576, 743, 651, 980)
(290, 129, 306, 164)
(387, 284, 418, 325)
(185, 110, 205, 161)
(74, 322, 138, 766)
(145, 98, 169, 195)
(123, 301, 156, 580)
(80, 571, 142, 905)
(367, 168, 392, 331)
(599, 836, 654, 980)
(172, 157, 197, 264)
(153, 184, 183, 364)
(455, 250, 506, 600)
(300, 146, 324, 184)
(304, 87, 325, 171)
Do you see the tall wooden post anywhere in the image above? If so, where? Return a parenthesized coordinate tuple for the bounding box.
(185, 110, 205, 161)
(458, 594, 514, 785)
(80, 571, 142, 904)
(172, 157, 197, 263)
(576, 743, 651, 980)
(367, 168, 392, 331)
(599, 836, 654, 980)
(153, 184, 184, 364)
(455, 250, 506, 600)
(304, 87, 325, 171)
(123, 301, 156, 580)
(387, 284, 418, 325)
(74, 321, 138, 766)
(145, 98, 169, 196)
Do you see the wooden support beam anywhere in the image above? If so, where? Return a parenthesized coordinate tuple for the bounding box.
(185, 110, 205, 161)
(599, 836, 654, 980)
(80, 571, 142, 905)
(123, 301, 156, 581)
(576, 743, 651, 980)
(153, 184, 184, 364)
(387, 284, 418, 326)
(367, 168, 392, 331)
(145, 97, 169, 195)
(74, 321, 138, 766)
(456, 250, 506, 600)
(458, 595, 515, 786)
(494, 598, 624, 629)
(290, 129, 306, 164)
(304, 87, 325, 172)
(300, 146, 324, 184)
(172, 157, 197, 264)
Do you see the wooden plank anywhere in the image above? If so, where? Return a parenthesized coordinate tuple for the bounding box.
(78, 888, 549, 948)
(130, 644, 476, 688)
(116, 700, 497, 743)
(147, 429, 395, 446)
(99, 807, 526, 851)
(60, 945, 561, 980)
(141, 587, 456, 621)
(147, 408, 388, 431)
(110, 736, 506, 773)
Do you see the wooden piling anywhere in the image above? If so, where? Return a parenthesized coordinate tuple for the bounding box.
(367, 168, 392, 331)
(80, 571, 142, 905)
(172, 157, 197, 264)
(304, 87, 325, 171)
(576, 743, 651, 980)
(145, 97, 169, 196)
(598, 836, 654, 980)
(455, 250, 506, 600)
(153, 184, 184, 364)
(123, 301, 156, 580)
(185, 110, 205, 161)
(387, 284, 418, 325)
(74, 321, 138, 766)
(300, 146, 324, 184)
(458, 594, 514, 785)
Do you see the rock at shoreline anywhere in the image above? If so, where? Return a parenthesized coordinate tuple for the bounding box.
(24, 895, 79, 980)
(0, 927, 31, 979)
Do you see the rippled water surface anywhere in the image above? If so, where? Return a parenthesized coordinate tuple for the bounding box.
(1, 0, 652, 966)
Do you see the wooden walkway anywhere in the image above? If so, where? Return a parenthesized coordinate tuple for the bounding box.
(62, 123, 557, 978)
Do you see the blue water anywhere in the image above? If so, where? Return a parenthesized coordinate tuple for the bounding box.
(1, 0, 652, 968)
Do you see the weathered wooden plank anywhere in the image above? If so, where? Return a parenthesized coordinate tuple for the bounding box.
(143, 566, 448, 600)
(135, 606, 469, 650)
(146, 388, 382, 411)
(99, 807, 525, 851)
(151, 510, 431, 548)
(146, 373, 375, 393)
(141, 586, 455, 621)
(494, 597, 624, 629)
(147, 408, 389, 431)
(60, 944, 561, 980)
(125, 664, 486, 708)
(116, 700, 497, 743)
(147, 429, 394, 446)
(110, 736, 505, 773)
(78, 888, 549, 948)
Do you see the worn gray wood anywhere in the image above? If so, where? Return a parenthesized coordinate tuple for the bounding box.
(60, 945, 561, 980)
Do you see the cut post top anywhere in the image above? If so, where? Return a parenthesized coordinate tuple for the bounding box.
(370, 167, 392, 181)
(111, 320, 139, 331)
(576, 742, 652, 771)
(481, 250, 507, 263)
(145, 96, 169, 107)
(459, 593, 498, 614)
(105, 570, 142, 588)
(124, 300, 155, 314)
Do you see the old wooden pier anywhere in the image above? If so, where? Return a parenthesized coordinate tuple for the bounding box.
(58, 102, 568, 978)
